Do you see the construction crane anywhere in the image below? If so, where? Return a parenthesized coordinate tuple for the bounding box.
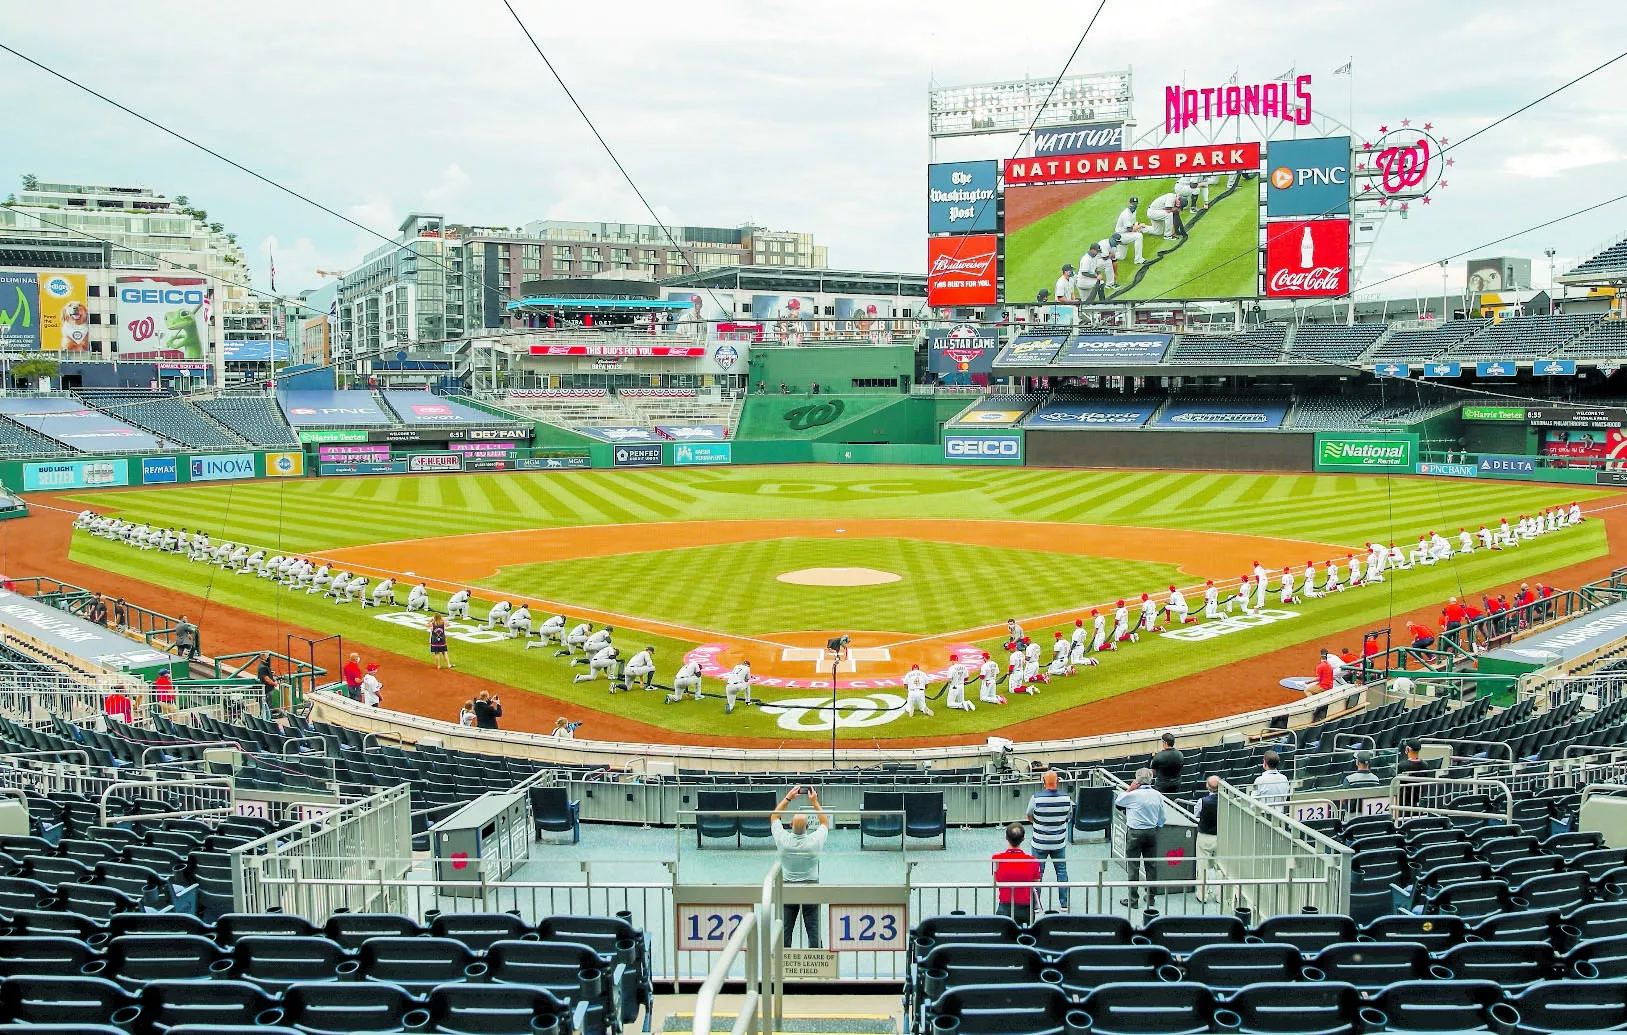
(315, 269, 347, 278)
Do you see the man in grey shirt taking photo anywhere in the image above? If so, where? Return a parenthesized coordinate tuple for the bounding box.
(771, 786, 830, 948)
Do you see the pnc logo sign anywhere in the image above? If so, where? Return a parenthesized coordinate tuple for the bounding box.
(1265, 136, 1351, 217)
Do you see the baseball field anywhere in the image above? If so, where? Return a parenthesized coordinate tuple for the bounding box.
(46, 465, 1613, 742)
(1005, 175, 1260, 304)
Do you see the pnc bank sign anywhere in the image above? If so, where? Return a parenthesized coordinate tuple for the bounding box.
(1266, 136, 1351, 217)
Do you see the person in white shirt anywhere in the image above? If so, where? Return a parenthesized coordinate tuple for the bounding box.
(1146, 192, 1186, 239)
(581, 626, 614, 661)
(1252, 751, 1291, 810)
(903, 664, 933, 717)
(1458, 528, 1475, 555)
(325, 572, 351, 601)
(622, 646, 656, 690)
(1139, 593, 1160, 633)
(1069, 618, 1090, 663)
(1570, 502, 1584, 524)
(360, 664, 383, 708)
(343, 575, 368, 604)
(1173, 174, 1211, 209)
(257, 553, 281, 579)
(1166, 585, 1191, 625)
(1047, 632, 1074, 678)
(978, 651, 1004, 705)
(669, 659, 703, 703)
(1053, 263, 1078, 303)
(1367, 542, 1387, 581)
(1408, 535, 1432, 567)
(1202, 581, 1220, 620)
(725, 661, 753, 714)
(1280, 567, 1300, 605)
(308, 564, 333, 594)
(1230, 575, 1255, 613)
(506, 605, 532, 639)
(1112, 600, 1136, 645)
(1429, 531, 1453, 561)
(529, 614, 566, 649)
(484, 599, 512, 630)
(458, 701, 476, 726)
(1348, 553, 1364, 588)
(446, 589, 472, 619)
(367, 577, 396, 609)
(1076, 244, 1114, 301)
(1023, 637, 1046, 685)
(557, 621, 592, 658)
(1324, 560, 1343, 594)
(1006, 642, 1031, 694)
(574, 644, 619, 685)
(404, 583, 430, 612)
(1476, 525, 1494, 551)
(945, 659, 974, 711)
(1114, 198, 1147, 263)
(1301, 563, 1321, 600)
(1253, 569, 1269, 611)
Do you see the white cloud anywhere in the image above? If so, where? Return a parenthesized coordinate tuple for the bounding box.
(1503, 136, 1619, 178)
(342, 197, 398, 236)
(422, 164, 471, 207)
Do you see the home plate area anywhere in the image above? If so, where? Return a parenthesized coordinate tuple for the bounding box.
(682, 633, 979, 731)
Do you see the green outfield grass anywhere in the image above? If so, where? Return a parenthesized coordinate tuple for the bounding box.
(62, 467, 1613, 738)
(478, 538, 1182, 637)
(1006, 176, 1258, 304)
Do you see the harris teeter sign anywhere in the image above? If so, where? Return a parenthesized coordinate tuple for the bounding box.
(1313, 433, 1417, 472)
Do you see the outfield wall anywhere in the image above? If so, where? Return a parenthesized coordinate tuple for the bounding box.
(1028, 430, 1318, 471)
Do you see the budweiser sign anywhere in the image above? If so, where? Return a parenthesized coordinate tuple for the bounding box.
(1264, 219, 1351, 298)
(927, 234, 998, 307)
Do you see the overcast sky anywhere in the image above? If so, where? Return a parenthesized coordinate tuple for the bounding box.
(2, 0, 1624, 304)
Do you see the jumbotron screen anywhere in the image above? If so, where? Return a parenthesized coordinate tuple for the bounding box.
(1004, 173, 1260, 304)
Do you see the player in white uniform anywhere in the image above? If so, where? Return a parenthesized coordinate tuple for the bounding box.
(1408, 535, 1431, 567)
(1069, 618, 1090, 664)
(622, 646, 656, 691)
(1430, 531, 1453, 562)
(483, 600, 512, 629)
(945, 659, 974, 711)
(903, 664, 934, 717)
(446, 589, 472, 619)
(406, 583, 431, 613)
(308, 565, 332, 594)
(1202, 581, 1220, 620)
(724, 661, 752, 714)
(344, 575, 368, 604)
(367, 577, 396, 609)
(1139, 593, 1160, 633)
(574, 645, 619, 685)
(1570, 502, 1583, 524)
(75, 509, 94, 529)
(978, 652, 1004, 705)
(1547, 508, 1558, 532)
(1301, 563, 1322, 600)
(1173, 175, 1210, 209)
(1076, 244, 1114, 302)
(1459, 528, 1476, 555)
(1047, 632, 1074, 678)
(238, 549, 264, 575)
(1476, 525, 1494, 551)
(529, 614, 566, 649)
(669, 659, 704, 703)
(1348, 553, 1364, 588)
(1388, 542, 1409, 570)
(1146, 192, 1186, 239)
(228, 545, 249, 569)
(1114, 198, 1147, 263)
(1166, 584, 1191, 624)
(1112, 600, 1136, 644)
(1280, 567, 1299, 605)
(258, 554, 282, 579)
(1253, 570, 1269, 611)
(1053, 263, 1078, 304)
(1229, 576, 1254, 614)
(1324, 560, 1344, 594)
(582, 626, 614, 658)
(1497, 518, 1517, 548)
(1023, 637, 1045, 685)
(557, 621, 592, 658)
(506, 605, 532, 639)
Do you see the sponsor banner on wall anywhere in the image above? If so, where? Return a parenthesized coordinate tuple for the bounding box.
(926, 235, 999, 307)
(612, 445, 663, 468)
(1477, 454, 1537, 475)
(1463, 406, 1527, 421)
(514, 455, 590, 471)
(37, 272, 89, 352)
(22, 459, 128, 491)
(1153, 400, 1290, 430)
(833, 297, 893, 340)
(319, 461, 405, 476)
(298, 429, 370, 444)
(116, 276, 209, 359)
(141, 457, 178, 484)
(926, 326, 999, 374)
(527, 344, 709, 357)
(994, 333, 1069, 367)
(663, 290, 734, 340)
(1421, 362, 1462, 378)
(944, 434, 1023, 464)
(1598, 470, 1627, 487)
(264, 451, 305, 478)
(280, 390, 392, 426)
(407, 452, 464, 473)
(585, 426, 661, 443)
(1033, 121, 1126, 157)
(1482, 598, 1627, 670)
(702, 342, 746, 375)
(223, 339, 290, 362)
(1053, 333, 1171, 365)
(1005, 142, 1261, 185)
(1540, 428, 1627, 461)
(673, 442, 732, 466)
(1535, 359, 1577, 376)
(0, 272, 41, 350)
(1023, 400, 1158, 428)
(750, 295, 819, 344)
(1476, 361, 1516, 378)
(1266, 136, 1351, 217)
(190, 453, 257, 482)
(1314, 433, 1417, 471)
(1374, 363, 1410, 378)
(1264, 219, 1351, 298)
(1416, 462, 1479, 478)
(927, 161, 999, 234)
(658, 424, 728, 441)
(318, 444, 390, 462)
(1526, 407, 1626, 428)
(449, 440, 517, 454)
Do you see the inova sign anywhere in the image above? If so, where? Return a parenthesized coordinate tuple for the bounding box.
(1314, 434, 1415, 471)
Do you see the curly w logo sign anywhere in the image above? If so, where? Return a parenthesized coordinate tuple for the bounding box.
(1314, 434, 1416, 471)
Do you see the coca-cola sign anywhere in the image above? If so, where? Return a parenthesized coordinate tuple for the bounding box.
(1264, 219, 1351, 298)
(927, 235, 999, 307)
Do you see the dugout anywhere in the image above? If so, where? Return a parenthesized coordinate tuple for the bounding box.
(1027, 429, 1317, 471)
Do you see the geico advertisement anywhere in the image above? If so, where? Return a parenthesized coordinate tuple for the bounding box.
(944, 435, 1022, 461)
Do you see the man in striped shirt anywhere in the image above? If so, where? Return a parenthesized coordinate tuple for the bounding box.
(1026, 770, 1073, 910)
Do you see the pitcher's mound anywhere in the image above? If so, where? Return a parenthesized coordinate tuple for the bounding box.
(777, 567, 902, 587)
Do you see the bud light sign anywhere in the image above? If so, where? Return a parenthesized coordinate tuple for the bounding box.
(1264, 219, 1350, 298)
(927, 161, 999, 234)
(944, 435, 1022, 464)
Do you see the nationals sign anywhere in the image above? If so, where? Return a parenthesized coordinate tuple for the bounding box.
(927, 235, 998, 306)
(1264, 219, 1351, 298)
(1006, 143, 1260, 185)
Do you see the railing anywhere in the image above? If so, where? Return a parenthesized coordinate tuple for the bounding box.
(98, 775, 233, 824)
(7, 575, 184, 654)
(1391, 775, 1513, 825)
(1531, 671, 1627, 711)
(693, 866, 783, 1035)
(231, 783, 416, 923)
(1216, 779, 1351, 916)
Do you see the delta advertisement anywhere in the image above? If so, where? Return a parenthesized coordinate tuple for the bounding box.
(927, 161, 998, 234)
(1052, 333, 1171, 365)
(1314, 433, 1417, 472)
(1264, 219, 1351, 298)
(1266, 136, 1351, 218)
(1004, 170, 1261, 303)
(926, 235, 999, 307)
(116, 276, 209, 359)
(22, 459, 129, 491)
(925, 326, 999, 374)
(1541, 428, 1627, 461)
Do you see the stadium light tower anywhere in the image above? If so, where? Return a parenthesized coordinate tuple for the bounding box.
(1545, 248, 1558, 314)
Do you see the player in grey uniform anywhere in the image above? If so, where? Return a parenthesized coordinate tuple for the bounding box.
(1114, 198, 1147, 263)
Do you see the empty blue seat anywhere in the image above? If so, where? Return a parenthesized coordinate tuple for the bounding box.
(430, 911, 533, 952)
(1077, 981, 1218, 1035)
(104, 933, 226, 987)
(1141, 915, 1245, 956)
(0, 936, 101, 977)
(323, 912, 425, 951)
(1510, 978, 1627, 1032)
(1566, 935, 1627, 979)
(1224, 980, 1365, 1035)
(1567, 903, 1627, 943)
(225, 936, 351, 992)
(1181, 943, 1301, 990)
(137, 979, 276, 1030)
(422, 982, 578, 1035)
(355, 936, 478, 996)
(1308, 941, 1439, 989)
(1515, 871, 1590, 913)
(1436, 940, 1558, 988)
(1251, 914, 1357, 954)
(1470, 908, 1561, 944)
(214, 912, 321, 943)
(1361, 914, 1466, 951)
(918, 944, 1050, 997)
(1027, 914, 1135, 954)
(914, 916, 1020, 958)
(0, 975, 139, 1028)
(270, 979, 420, 1033)
(1369, 979, 1505, 1033)
(928, 982, 1074, 1035)
(1052, 945, 1177, 995)
(860, 792, 904, 848)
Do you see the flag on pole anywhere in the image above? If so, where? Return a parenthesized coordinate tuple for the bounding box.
(269, 249, 277, 292)
(1333, 60, 1352, 75)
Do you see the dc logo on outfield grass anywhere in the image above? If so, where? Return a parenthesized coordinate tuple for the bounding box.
(1160, 609, 1301, 642)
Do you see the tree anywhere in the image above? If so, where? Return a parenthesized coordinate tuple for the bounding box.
(19, 173, 37, 190)
(174, 195, 189, 207)
(9, 358, 59, 386)
(208, 222, 224, 234)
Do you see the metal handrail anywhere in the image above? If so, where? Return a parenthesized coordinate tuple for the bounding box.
(693, 863, 782, 1035)
(1391, 775, 1514, 824)
(1421, 737, 1514, 762)
(98, 776, 233, 824)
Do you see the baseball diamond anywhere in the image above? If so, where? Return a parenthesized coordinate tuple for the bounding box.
(41, 465, 1612, 741)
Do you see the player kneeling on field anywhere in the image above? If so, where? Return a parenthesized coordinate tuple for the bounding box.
(668, 658, 703, 703)
(446, 589, 472, 619)
(575, 644, 620, 686)
(484, 599, 512, 630)
(344, 575, 368, 604)
(529, 613, 566, 648)
(405, 582, 430, 613)
(574, 625, 613, 664)
(724, 660, 753, 714)
(903, 663, 933, 717)
(366, 577, 396, 609)
(978, 651, 1005, 705)
(558, 619, 592, 657)
(621, 645, 656, 691)
(944, 657, 974, 711)
(506, 604, 532, 639)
